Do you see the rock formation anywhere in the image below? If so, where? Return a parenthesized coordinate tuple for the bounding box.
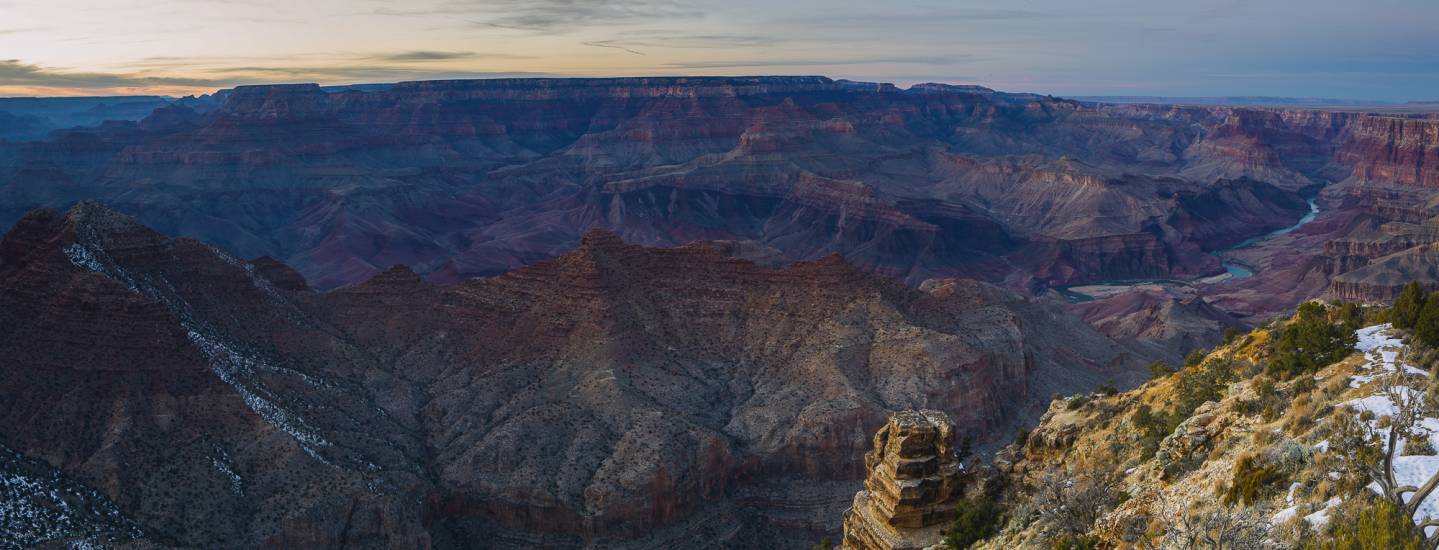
(841, 410, 962, 550)
(0, 203, 1144, 548)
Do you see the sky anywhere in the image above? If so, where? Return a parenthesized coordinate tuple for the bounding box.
(1, 0, 1436, 101)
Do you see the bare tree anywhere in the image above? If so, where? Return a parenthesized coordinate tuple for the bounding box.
(1030, 466, 1124, 539)
(1138, 492, 1273, 550)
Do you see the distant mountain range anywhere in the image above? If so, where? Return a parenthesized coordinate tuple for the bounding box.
(0, 96, 174, 141)
(1075, 95, 1395, 106)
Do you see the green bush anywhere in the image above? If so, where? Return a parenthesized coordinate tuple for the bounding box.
(1267, 302, 1358, 379)
(1050, 534, 1099, 550)
(1132, 404, 1179, 459)
(1393, 281, 1426, 330)
(1222, 453, 1286, 505)
(1148, 361, 1174, 379)
(1223, 326, 1242, 344)
(1336, 302, 1363, 331)
(1174, 357, 1231, 414)
(1416, 291, 1439, 347)
(943, 496, 1005, 549)
(1304, 497, 1424, 550)
(1403, 433, 1437, 456)
(1184, 349, 1208, 369)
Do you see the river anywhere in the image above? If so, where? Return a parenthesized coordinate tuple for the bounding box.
(1057, 196, 1321, 301)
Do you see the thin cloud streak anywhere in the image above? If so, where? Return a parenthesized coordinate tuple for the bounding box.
(581, 42, 646, 55)
(376, 0, 701, 32)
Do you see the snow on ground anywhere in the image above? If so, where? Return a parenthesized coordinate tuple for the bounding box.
(0, 444, 141, 548)
(1273, 505, 1298, 524)
(1340, 325, 1439, 535)
(1303, 498, 1341, 527)
(65, 229, 333, 463)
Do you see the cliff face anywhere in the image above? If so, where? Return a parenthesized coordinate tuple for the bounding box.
(841, 410, 962, 550)
(1337, 115, 1439, 187)
(0, 203, 1144, 548)
(0, 77, 1369, 294)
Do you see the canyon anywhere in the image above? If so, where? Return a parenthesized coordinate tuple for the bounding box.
(4, 77, 1439, 547)
(2, 78, 1436, 331)
(0, 203, 1141, 547)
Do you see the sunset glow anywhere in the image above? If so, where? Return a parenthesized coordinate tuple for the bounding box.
(3, 0, 1437, 100)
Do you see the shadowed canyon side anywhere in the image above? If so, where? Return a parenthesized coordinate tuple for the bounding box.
(0, 203, 1144, 548)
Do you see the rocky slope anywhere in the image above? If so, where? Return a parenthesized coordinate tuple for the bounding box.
(941, 313, 1439, 549)
(0, 203, 1146, 548)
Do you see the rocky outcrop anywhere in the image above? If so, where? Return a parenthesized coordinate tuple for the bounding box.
(1326, 243, 1439, 303)
(841, 410, 962, 550)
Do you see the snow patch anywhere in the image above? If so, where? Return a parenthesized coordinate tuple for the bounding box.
(0, 444, 141, 547)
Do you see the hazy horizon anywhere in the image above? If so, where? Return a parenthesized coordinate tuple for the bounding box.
(2, 0, 1437, 102)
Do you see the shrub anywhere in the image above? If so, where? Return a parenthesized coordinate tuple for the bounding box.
(1403, 433, 1437, 456)
(1132, 404, 1178, 459)
(1393, 281, 1426, 330)
(1336, 302, 1363, 331)
(1284, 393, 1317, 435)
(1268, 303, 1358, 379)
(1416, 291, 1439, 347)
(1184, 349, 1208, 369)
(1050, 534, 1099, 550)
(1174, 357, 1230, 414)
(1304, 496, 1424, 550)
(1148, 361, 1174, 379)
(1223, 326, 1242, 344)
(943, 496, 1005, 549)
(1222, 453, 1286, 505)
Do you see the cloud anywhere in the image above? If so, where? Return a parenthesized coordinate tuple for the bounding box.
(791, 9, 1056, 26)
(193, 64, 553, 83)
(586, 31, 776, 49)
(662, 55, 977, 70)
(581, 41, 645, 55)
(0, 59, 221, 91)
(371, 50, 501, 62)
(376, 0, 701, 32)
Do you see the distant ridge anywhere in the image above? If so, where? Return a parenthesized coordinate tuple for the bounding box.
(1073, 95, 1393, 107)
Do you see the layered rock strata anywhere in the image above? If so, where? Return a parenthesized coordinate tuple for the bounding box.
(841, 410, 961, 550)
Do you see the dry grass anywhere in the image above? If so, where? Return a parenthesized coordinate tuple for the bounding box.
(1283, 393, 1317, 436)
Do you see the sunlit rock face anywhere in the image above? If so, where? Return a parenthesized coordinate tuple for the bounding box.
(841, 410, 962, 550)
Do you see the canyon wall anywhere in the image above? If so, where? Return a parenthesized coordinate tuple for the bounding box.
(7, 77, 1403, 295)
